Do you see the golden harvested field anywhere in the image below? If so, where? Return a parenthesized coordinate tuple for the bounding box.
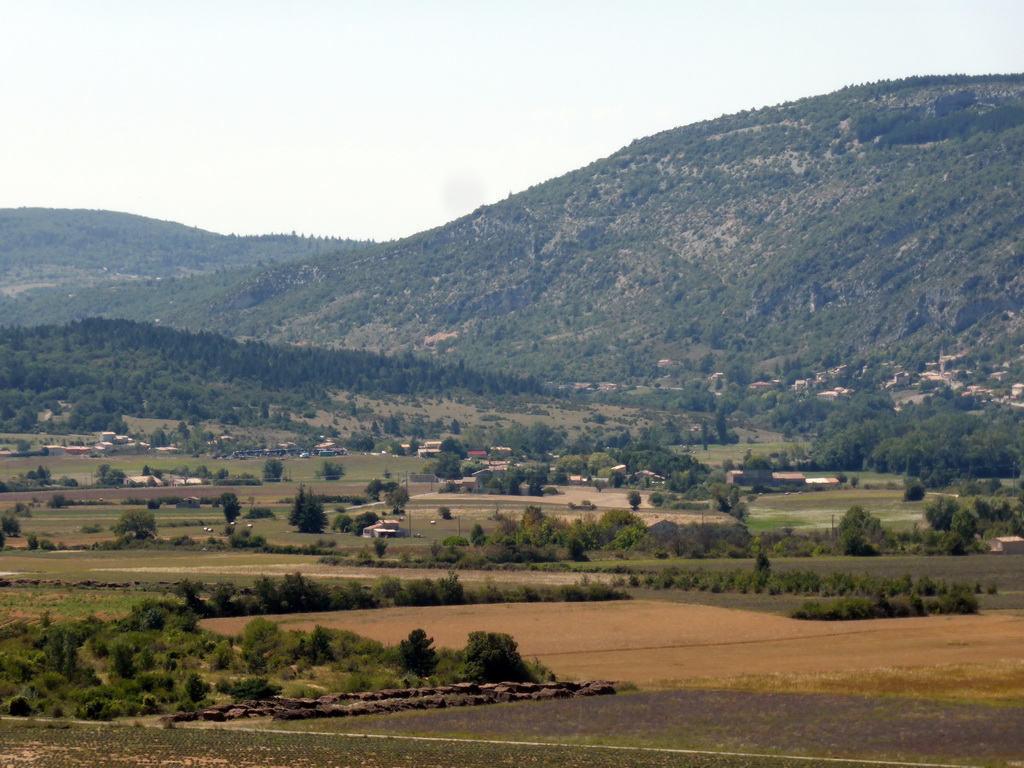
(418, 487, 657, 512)
(201, 600, 1024, 686)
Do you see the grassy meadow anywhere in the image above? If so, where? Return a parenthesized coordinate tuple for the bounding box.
(745, 487, 924, 531)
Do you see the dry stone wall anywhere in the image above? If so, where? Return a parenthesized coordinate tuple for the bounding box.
(162, 680, 616, 723)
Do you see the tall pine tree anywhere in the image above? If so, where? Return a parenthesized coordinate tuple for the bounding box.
(288, 485, 326, 534)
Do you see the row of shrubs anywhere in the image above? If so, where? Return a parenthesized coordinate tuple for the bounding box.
(627, 566, 987, 600)
(792, 588, 979, 620)
(183, 572, 629, 619)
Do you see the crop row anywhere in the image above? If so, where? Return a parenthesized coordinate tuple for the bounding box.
(0, 722, 898, 768)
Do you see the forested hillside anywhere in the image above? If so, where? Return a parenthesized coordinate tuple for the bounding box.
(0, 319, 543, 436)
(0, 208, 368, 296)
(4, 76, 1024, 384)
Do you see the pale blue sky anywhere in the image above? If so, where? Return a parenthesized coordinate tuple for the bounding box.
(2, 1, 1022, 241)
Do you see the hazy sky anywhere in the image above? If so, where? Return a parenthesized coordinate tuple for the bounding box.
(3, 1, 1023, 242)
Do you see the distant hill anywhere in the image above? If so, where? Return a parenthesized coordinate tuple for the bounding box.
(0, 208, 369, 296)
(5, 75, 1024, 383)
(0, 318, 543, 437)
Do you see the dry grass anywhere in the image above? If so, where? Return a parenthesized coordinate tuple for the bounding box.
(673, 659, 1024, 701)
(416, 486, 723, 518)
(0, 549, 313, 582)
(201, 599, 1024, 690)
(99, 561, 613, 586)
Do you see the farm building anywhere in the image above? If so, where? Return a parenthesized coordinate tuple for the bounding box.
(647, 519, 680, 538)
(417, 440, 444, 458)
(363, 521, 407, 539)
(124, 475, 164, 487)
(727, 470, 808, 487)
(636, 469, 665, 481)
(988, 536, 1024, 554)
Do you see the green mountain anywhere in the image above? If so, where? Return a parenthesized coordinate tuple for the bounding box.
(5, 75, 1024, 383)
(0, 208, 369, 296)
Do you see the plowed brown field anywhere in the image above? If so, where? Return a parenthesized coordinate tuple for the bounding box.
(201, 600, 1024, 685)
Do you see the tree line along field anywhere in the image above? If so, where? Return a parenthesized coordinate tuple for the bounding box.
(0, 451, 429, 487)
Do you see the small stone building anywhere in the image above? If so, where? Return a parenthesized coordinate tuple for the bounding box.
(988, 536, 1024, 554)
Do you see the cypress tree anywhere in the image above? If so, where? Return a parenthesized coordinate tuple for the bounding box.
(288, 485, 326, 534)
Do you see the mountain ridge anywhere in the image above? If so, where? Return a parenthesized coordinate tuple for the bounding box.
(4, 74, 1024, 383)
(0, 207, 370, 296)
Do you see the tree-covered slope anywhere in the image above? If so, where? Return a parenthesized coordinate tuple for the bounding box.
(0, 208, 369, 295)
(6, 76, 1024, 383)
(0, 319, 543, 435)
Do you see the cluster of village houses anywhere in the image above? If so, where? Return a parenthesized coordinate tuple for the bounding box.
(40, 432, 170, 457)
(647, 350, 1024, 407)
(752, 351, 1024, 406)
(724, 469, 841, 487)
(879, 352, 1024, 405)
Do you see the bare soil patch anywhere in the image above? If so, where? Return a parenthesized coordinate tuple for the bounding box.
(201, 600, 1024, 686)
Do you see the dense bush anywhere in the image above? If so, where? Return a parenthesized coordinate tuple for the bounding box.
(225, 677, 283, 702)
(460, 632, 536, 684)
(0, 586, 558, 720)
(189, 572, 627, 619)
(792, 585, 977, 621)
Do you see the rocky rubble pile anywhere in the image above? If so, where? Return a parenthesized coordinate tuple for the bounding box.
(0, 578, 159, 589)
(161, 680, 615, 723)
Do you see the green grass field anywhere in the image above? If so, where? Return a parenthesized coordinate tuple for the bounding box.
(746, 488, 924, 531)
(0, 451, 429, 487)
